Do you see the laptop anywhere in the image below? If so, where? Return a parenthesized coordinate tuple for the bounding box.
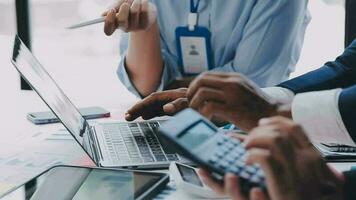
(11, 35, 186, 169)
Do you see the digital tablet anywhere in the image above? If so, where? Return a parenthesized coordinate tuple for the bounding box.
(0, 165, 169, 200)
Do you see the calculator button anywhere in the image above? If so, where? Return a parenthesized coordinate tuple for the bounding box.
(231, 139, 241, 146)
(215, 151, 225, 158)
(235, 160, 245, 168)
(231, 151, 242, 159)
(226, 156, 236, 163)
(228, 166, 241, 174)
(217, 139, 224, 146)
(256, 169, 264, 177)
(234, 147, 245, 154)
(250, 175, 261, 183)
(221, 146, 230, 153)
(209, 156, 219, 164)
(240, 171, 250, 179)
(240, 154, 247, 162)
(218, 161, 229, 169)
(245, 166, 257, 174)
(226, 142, 235, 150)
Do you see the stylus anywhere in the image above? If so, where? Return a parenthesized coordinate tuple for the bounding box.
(67, 17, 105, 29)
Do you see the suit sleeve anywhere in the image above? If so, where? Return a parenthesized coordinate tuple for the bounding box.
(343, 170, 356, 200)
(279, 40, 356, 93)
(339, 85, 356, 142)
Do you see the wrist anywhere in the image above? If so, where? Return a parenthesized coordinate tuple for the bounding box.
(276, 103, 292, 119)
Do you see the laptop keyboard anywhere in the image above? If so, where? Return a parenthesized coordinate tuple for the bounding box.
(102, 121, 179, 164)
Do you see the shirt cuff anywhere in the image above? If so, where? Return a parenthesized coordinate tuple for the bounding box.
(261, 87, 295, 104)
(291, 89, 356, 146)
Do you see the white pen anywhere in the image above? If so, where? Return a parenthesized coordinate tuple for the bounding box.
(66, 17, 105, 29)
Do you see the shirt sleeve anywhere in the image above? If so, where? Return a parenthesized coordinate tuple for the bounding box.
(261, 87, 295, 104)
(291, 89, 356, 146)
(116, 33, 182, 98)
(211, 0, 310, 87)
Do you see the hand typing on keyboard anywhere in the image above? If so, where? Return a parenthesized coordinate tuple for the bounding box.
(125, 88, 188, 121)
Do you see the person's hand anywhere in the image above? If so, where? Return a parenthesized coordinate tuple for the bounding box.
(198, 133, 268, 200)
(102, 0, 157, 35)
(125, 88, 188, 121)
(187, 72, 287, 132)
(198, 117, 345, 200)
(245, 117, 345, 200)
(199, 170, 268, 200)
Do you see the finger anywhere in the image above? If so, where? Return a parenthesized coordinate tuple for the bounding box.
(116, 2, 131, 31)
(102, 11, 109, 17)
(102, 0, 124, 16)
(126, 89, 187, 121)
(187, 74, 226, 100)
(245, 148, 280, 187)
(189, 87, 226, 110)
(141, 110, 162, 120)
(202, 71, 235, 78)
(129, 0, 141, 30)
(104, 9, 117, 36)
(227, 133, 247, 141)
(259, 117, 310, 147)
(250, 188, 269, 200)
(244, 128, 280, 149)
(198, 169, 225, 195)
(246, 148, 290, 198)
(259, 116, 293, 127)
(139, 0, 149, 28)
(199, 102, 229, 121)
(163, 98, 188, 115)
(225, 174, 246, 200)
(246, 148, 286, 183)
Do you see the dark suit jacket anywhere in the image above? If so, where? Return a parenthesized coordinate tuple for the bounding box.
(277, 40, 356, 199)
(279, 39, 356, 142)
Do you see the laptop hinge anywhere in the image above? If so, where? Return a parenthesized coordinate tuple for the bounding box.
(88, 126, 104, 162)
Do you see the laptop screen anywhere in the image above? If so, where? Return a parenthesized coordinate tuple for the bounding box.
(11, 36, 88, 145)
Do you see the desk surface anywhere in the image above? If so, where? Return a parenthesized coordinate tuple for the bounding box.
(0, 34, 194, 199)
(0, 34, 355, 199)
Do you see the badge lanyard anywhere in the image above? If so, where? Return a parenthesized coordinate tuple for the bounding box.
(175, 0, 213, 76)
(188, 0, 201, 31)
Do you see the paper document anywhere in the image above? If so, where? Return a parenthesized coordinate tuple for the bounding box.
(314, 143, 356, 161)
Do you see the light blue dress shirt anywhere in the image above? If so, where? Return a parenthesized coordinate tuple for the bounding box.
(118, 0, 310, 97)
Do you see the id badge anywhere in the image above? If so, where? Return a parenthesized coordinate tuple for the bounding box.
(176, 26, 212, 75)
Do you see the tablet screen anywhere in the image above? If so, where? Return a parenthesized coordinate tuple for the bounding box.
(0, 166, 168, 200)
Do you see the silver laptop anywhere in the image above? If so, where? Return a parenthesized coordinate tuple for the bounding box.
(11, 35, 185, 169)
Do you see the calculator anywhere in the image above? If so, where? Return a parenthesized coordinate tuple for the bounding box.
(158, 109, 265, 194)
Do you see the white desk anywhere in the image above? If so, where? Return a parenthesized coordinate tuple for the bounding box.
(0, 34, 355, 199)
